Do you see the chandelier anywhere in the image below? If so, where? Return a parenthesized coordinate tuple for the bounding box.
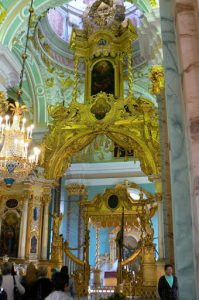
(0, 101, 40, 186)
(0, 0, 40, 186)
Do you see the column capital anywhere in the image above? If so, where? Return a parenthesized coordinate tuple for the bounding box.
(42, 193, 51, 205)
(41, 185, 52, 205)
(65, 183, 86, 196)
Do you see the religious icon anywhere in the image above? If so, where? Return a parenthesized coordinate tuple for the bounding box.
(30, 236, 37, 254)
(91, 60, 115, 96)
(0, 212, 20, 257)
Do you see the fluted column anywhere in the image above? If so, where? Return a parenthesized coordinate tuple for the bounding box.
(41, 192, 51, 260)
(18, 198, 28, 259)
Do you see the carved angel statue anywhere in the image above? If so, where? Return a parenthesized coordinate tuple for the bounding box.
(50, 212, 63, 236)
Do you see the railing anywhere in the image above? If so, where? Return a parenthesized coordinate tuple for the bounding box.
(63, 242, 90, 298)
(133, 287, 159, 300)
(64, 247, 84, 275)
(89, 287, 116, 299)
(121, 248, 142, 268)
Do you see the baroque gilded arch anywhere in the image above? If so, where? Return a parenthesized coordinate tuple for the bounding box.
(42, 92, 160, 179)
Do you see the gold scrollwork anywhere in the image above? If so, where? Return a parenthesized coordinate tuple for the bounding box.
(42, 92, 160, 179)
(149, 65, 164, 95)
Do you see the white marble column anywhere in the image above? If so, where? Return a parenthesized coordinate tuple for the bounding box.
(159, 0, 198, 299)
(174, 1, 199, 296)
(18, 199, 28, 259)
(41, 200, 50, 260)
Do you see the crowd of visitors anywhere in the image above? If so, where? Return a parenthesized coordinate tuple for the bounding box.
(0, 262, 75, 300)
(0, 261, 178, 300)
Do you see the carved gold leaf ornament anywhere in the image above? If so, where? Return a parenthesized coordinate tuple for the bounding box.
(9, 101, 28, 115)
(150, 0, 158, 8)
(0, 92, 9, 115)
(41, 0, 161, 180)
(0, 2, 6, 24)
(60, 78, 73, 90)
(149, 65, 165, 95)
(42, 91, 160, 179)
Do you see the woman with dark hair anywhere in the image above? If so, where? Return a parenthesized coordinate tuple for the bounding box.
(158, 264, 179, 300)
(1, 262, 25, 300)
(45, 272, 72, 300)
(60, 266, 75, 298)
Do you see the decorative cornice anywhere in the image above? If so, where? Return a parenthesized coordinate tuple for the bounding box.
(65, 183, 86, 196)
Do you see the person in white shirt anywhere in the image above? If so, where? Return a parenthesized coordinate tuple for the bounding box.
(45, 272, 73, 300)
(1, 262, 25, 300)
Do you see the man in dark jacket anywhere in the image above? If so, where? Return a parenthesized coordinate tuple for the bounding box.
(158, 264, 179, 300)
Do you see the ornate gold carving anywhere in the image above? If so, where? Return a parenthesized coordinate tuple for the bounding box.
(63, 242, 84, 267)
(50, 213, 63, 267)
(42, 2, 160, 179)
(79, 183, 158, 294)
(0, 91, 8, 114)
(70, 2, 137, 101)
(42, 94, 160, 179)
(66, 184, 86, 196)
(72, 56, 79, 102)
(149, 65, 164, 95)
(127, 53, 133, 96)
(51, 212, 63, 237)
(121, 248, 142, 267)
(150, 0, 158, 8)
(82, 0, 128, 37)
(81, 184, 157, 227)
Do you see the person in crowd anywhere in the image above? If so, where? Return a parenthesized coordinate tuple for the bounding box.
(21, 262, 37, 300)
(45, 272, 73, 300)
(1, 262, 25, 300)
(60, 266, 76, 298)
(51, 268, 58, 281)
(11, 265, 16, 276)
(0, 275, 7, 300)
(158, 264, 179, 300)
(30, 266, 54, 300)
